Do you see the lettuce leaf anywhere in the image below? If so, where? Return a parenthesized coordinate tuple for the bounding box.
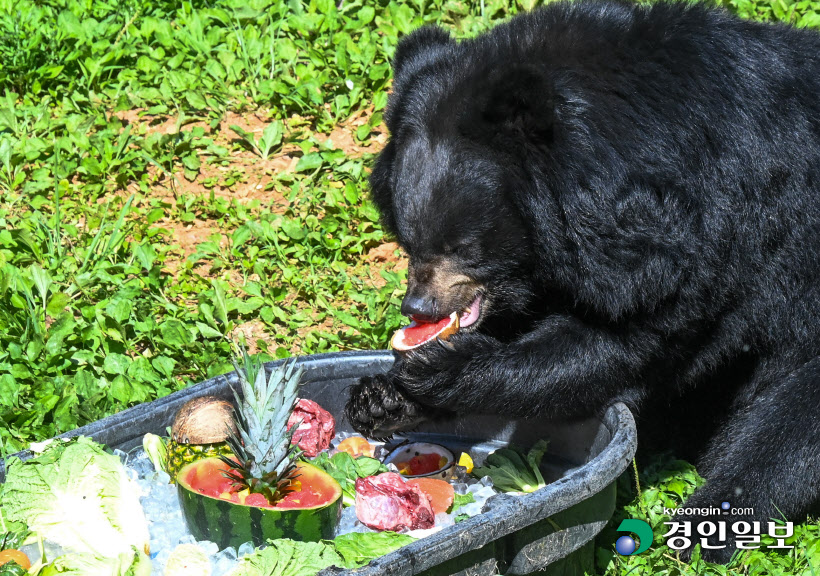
(309, 452, 386, 506)
(448, 492, 475, 514)
(39, 549, 151, 576)
(331, 532, 417, 568)
(228, 539, 342, 576)
(229, 533, 417, 576)
(0, 437, 150, 559)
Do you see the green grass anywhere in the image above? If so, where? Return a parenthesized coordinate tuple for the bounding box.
(0, 0, 818, 573)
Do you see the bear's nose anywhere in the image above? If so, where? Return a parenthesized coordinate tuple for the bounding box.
(401, 294, 437, 320)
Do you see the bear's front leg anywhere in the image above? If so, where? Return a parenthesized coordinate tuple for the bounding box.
(346, 314, 656, 436)
(395, 314, 658, 420)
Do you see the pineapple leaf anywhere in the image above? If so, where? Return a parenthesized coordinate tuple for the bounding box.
(223, 348, 305, 504)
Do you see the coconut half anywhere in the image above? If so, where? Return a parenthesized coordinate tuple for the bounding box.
(171, 396, 237, 445)
(391, 311, 460, 353)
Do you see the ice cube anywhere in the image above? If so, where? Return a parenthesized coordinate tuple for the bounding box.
(405, 525, 443, 538)
(26, 540, 65, 563)
(198, 540, 220, 557)
(473, 485, 497, 501)
(213, 555, 237, 576)
(335, 505, 375, 537)
(451, 482, 470, 495)
(146, 470, 171, 485)
(128, 450, 157, 478)
(113, 448, 129, 464)
(237, 541, 255, 558)
(435, 512, 454, 528)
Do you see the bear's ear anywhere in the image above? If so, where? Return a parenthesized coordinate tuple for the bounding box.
(466, 64, 555, 148)
(392, 26, 453, 88)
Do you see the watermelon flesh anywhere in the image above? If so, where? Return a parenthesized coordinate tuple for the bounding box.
(179, 459, 338, 509)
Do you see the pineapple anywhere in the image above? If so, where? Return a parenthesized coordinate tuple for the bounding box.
(220, 349, 304, 504)
(166, 395, 237, 480)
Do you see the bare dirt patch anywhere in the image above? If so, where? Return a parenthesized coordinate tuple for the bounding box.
(366, 241, 403, 265)
(315, 107, 388, 157)
(362, 241, 408, 289)
(114, 106, 388, 214)
(159, 218, 227, 276)
(231, 320, 276, 355)
(116, 108, 299, 209)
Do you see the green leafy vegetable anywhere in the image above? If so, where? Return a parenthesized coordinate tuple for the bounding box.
(330, 532, 417, 568)
(0, 437, 150, 559)
(309, 452, 387, 506)
(228, 533, 417, 574)
(0, 507, 30, 551)
(228, 539, 342, 576)
(39, 549, 151, 576)
(472, 440, 549, 493)
(526, 439, 548, 488)
(142, 433, 167, 474)
(0, 562, 27, 576)
(448, 492, 475, 515)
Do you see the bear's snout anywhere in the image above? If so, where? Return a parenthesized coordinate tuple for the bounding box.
(402, 258, 484, 325)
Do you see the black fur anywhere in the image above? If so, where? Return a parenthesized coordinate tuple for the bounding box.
(346, 0, 820, 563)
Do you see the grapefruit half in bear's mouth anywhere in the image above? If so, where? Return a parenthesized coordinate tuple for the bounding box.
(391, 312, 459, 352)
(391, 293, 483, 352)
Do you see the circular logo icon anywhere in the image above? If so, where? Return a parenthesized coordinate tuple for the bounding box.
(721, 501, 730, 510)
(615, 519, 653, 555)
(615, 535, 637, 555)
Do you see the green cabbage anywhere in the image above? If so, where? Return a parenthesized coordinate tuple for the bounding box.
(0, 437, 150, 559)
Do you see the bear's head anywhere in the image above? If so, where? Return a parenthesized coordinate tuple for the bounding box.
(370, 15, 701, 328)
(369, 26, 562, 333)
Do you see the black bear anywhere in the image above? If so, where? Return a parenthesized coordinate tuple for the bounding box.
(345, 0, 820, 562)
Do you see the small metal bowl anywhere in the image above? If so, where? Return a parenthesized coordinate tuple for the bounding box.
(383, 442, 455, 480)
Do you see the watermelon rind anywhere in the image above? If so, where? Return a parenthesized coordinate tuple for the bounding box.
(177, 459, 342, 549)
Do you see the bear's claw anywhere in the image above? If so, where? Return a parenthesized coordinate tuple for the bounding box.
(345, 373, 428, 439)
